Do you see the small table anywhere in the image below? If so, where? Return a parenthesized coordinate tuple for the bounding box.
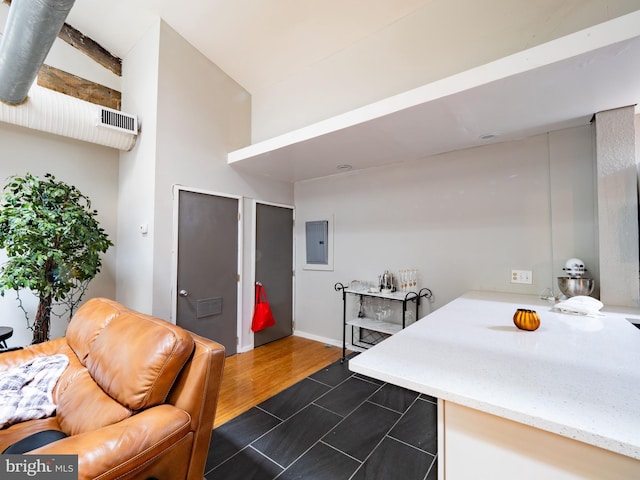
(0, 326, 13, 349)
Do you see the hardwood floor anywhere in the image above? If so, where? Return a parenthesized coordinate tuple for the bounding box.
(214, 336, 346, 428)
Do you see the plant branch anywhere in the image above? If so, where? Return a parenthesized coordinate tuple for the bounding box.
(14, 290, 33, 332)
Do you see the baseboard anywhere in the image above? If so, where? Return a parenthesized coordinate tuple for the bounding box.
(293, 330, 342, 349)
(239, 331, 361, 354)
(237, 344, 254, 353)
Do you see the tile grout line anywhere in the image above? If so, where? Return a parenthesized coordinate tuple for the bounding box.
(312, 374, 387, 420)
(255, 404, 287, 421)
(367, 397, 416, 416)
(207, 355, 437, 480)
(422, 453, 438, 480)
(205, 410, 286, 476)
(385, 435, 437, 457)
(384, 396, 438, 456)
(319, 439, 365, 464)
(247, 444, 287, 470)
(273, 371, 387, 478)
(346, 384, 428, 480)
(251, 370, 368, 476)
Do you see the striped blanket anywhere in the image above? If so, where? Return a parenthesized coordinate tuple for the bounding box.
(0, 354, 69, 429)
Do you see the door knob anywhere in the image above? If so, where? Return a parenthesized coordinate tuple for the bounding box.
(179, 289, 189, 297)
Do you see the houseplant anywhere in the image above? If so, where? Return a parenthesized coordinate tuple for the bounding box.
(0, 173, 113, 343)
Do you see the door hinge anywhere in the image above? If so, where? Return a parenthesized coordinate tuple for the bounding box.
(238, 212, 241, 221)
(236, 336, 239, 345)
(237, 274, 240, 282)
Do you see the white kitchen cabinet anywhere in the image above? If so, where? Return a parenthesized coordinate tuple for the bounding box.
(440, 400, 640, 480)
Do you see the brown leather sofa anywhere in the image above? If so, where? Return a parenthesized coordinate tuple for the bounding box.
(0, 297, 225, 480)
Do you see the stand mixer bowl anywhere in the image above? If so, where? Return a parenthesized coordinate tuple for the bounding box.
(557, 277, 594, 297)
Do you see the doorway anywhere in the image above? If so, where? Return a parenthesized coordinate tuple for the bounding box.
(176, 188, 240, 356)
(253, 202, 294, 347)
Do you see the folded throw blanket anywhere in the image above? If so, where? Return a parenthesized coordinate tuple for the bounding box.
(0, 354, 69, 429)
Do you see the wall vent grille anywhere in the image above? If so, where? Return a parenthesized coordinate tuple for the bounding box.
(0, 86, 137, 151)
(97, 107, 138, 135)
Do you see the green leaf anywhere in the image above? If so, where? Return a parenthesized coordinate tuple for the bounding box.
(0, 172, 113, 310)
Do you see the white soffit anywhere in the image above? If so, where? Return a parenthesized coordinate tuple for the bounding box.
(228, 12, 640, 183)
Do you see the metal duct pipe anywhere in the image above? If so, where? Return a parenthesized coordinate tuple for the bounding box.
(0, 85, 138, 151)
(0, 0, 76, 105)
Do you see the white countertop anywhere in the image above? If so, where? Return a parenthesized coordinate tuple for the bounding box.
(348, 291, 640, 459)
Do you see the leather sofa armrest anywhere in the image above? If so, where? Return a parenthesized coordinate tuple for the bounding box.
(31, 404, 192, 480)
(0, 338, 68, 369)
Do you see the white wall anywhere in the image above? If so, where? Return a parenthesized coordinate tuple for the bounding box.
(293, 126, 597, 345)
(114, 21, 294, 351)
(549, 126, 599, 291)
(0, 123, 118, 347)
(251, 1, 640, 142)
(116, 20, 160, 314)
(595, 106, 639, 307)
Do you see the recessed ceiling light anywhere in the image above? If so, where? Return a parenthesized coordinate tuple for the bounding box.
(336, 164, 352, 171)
(479, 133, 498, 140)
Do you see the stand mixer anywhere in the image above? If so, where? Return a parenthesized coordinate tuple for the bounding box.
(557, 258, 595, 298)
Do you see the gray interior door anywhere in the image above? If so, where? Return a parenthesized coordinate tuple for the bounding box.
(254, 203, 294, 347)
(177, 190, 238, 356)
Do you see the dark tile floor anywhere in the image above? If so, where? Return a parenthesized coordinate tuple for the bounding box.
(205, 354, 438, 480)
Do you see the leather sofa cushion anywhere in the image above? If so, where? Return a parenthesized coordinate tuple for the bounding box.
(55, 368, 132, 436)
(73, 299, 195, 411)
(51, 343, 131, 435)
(66, 298, 120, 364)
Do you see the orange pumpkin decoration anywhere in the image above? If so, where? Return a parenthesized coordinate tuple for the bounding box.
(513, 308, 540, 331)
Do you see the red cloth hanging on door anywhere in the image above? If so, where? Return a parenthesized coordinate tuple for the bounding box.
(251, 283, 276, 332)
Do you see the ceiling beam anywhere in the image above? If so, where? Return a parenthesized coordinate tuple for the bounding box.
(37, 64, 121, 110)
(2, 0, 122, 76)
(58, 23, 121, 76)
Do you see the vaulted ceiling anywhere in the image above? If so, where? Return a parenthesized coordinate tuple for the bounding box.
(3, 1, 640, 181)
(64, 0, 435, 95)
